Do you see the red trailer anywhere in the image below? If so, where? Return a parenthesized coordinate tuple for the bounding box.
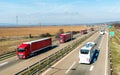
(80, 29, 87, 34)
(90, 28, 94, 31)
(59, 33, 72, 43)
(16, 38, 52, 59)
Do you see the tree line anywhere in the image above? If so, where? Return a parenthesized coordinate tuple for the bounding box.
(112, 23, 120, 28)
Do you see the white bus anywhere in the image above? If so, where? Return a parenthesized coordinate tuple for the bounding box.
(85, 42, 96, 47)
(79, 42, 96, 64)
(100, 30, 105, 35)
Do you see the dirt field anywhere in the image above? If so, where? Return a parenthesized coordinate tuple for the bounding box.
(0, 26, 88, 37)
(0, 25, 89, 55)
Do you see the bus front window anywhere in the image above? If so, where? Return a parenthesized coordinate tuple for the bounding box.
(80, 49, 89, 54)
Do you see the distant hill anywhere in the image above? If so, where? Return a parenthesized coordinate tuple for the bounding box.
(0, 23, 16, 27)
(0, 21, 120, 27)
(105, 21, 120, 24)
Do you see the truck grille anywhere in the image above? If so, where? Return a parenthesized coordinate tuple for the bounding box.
(19, 54, 23, 59)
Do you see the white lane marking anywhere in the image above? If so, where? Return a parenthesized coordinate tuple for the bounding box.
(42, 33, 98, 75)
(95, 34, 99, 41)
(105, 31, 108, 75)
(0, 62, 8, 67)
(24, 59, 29, 62)
(89, 65, 94, 71)
(16, 58, 19, 60)
(42, 44, 81, 75)
(65, 61, 76, 74)
(98, 35, 104, 49)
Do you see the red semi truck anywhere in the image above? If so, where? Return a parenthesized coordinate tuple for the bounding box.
(80, 29, 88, 34)
(90, 28, 94, 31)
(59, 33, 72, 43)
(16, 38, 52, 59)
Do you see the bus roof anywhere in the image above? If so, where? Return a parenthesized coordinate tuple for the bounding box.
(85, 42, 95, 47)
(80, 46, 93, 50)
(86, 42, 95, 45)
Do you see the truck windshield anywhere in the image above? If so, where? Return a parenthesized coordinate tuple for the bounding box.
(18, 48, 25, 52)
(80, 49, 89, 54)
(60, 36, 63, 38)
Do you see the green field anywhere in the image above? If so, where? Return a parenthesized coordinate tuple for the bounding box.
(110, 27, 120, 75)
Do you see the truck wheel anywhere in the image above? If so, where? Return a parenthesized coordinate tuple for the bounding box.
(26, 55, 30, 59)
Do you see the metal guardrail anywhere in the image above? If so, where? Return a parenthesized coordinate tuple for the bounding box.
(15, 32, 96, 75)
(0, 51, 16, 61)
(108, 37, 113, 75)
(108, 49, 113, 75)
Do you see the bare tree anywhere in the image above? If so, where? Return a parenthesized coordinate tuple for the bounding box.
(55, 29, 64, 38)
(112, 23, 120, 28)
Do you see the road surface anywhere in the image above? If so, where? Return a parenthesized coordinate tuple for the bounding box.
(42, 31, 108, 75)
(0, 31, 94, 75)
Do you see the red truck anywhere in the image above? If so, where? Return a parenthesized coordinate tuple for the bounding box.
(90, 28, 94, 31)
(16, 38, 52, 59)
(80, 29, 88, 34)
(59, 33, 73, 43)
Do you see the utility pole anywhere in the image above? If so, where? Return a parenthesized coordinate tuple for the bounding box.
(71, 25, 72, 40)
(16, 16, 18, 37)
(15, 16, 19, 48)
(16, 16, 18, 26)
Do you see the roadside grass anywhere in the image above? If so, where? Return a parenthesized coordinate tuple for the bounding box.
(110, 28, 120, 75)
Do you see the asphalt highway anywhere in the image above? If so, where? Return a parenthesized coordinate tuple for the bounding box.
(42, 31, 108, 75)
(0, 32, 94, 75)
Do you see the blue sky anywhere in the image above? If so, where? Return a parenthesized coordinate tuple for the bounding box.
(0, 0, 120, 25)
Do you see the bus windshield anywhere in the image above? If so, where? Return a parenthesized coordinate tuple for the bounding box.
(80, 49, 89, 54)
(18, 48, 25, 52)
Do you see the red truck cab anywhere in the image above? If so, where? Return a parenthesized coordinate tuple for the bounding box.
(17, 43, 30, 59)
(90, 28, 94, 31)
(80, 29, 87, 34)
(16, 38, 52, 59)
(59, 33, 72, 43)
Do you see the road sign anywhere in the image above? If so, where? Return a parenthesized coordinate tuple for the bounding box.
(107, 25, 112, 28)
(110, 31, 115, 37)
